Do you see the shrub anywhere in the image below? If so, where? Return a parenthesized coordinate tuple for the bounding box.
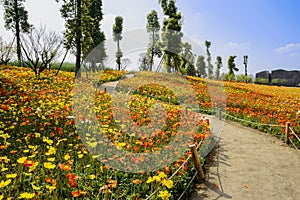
(255, 78, 269, 85)
(271, 78, 287, 86)
(236, 74, 253, 83)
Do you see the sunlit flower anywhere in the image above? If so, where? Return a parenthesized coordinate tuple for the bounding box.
(31, 183, 41, 191)
(6, 174, 17, 179)
(59, 164, 71, 171)
(89, 175, 96, 180)
(17, 157, 27, 164)
(46, 185, 56, 193)
(44, 162, 56, 169)
(64, 153, 71, 160)
(0, 179, 12, 188)
(158, 190, 171, 200)
(18, 192, 35, 199)
(161, 179, 174, 189)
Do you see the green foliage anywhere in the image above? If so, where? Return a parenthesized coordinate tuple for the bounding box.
(215, 56, 222, 80)
(224, 73, 235, 81)
(271, 78, 287, 86)
(3, 0, 32, 62)
(186, 63, 196, 76)
(179, 42, 195, 74)
(254, 78, 269, 85)
(146, 10, 161, 71)
(227, 55, 238, 77)
(113, 16, 123, 70)
(236, 74, 253, 83)
(196, 55, 206, 78)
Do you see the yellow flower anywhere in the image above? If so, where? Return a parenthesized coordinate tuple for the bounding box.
(153, 176, 161, 182)
(31, 183, 41, 191)
(29, 162, 39, 172)
(78, 154, 84, 158)
(0, 156, 10, 163)
(45, 146, 56, 155)
(64, 154, 70, 160)
(17, 157, 27, 164)
(34, 132, 41, 138)
(89, 175, 96, 180)
(46, 185, 56, 193)
(47, 157, 55, 162)
(44, 162, 56, 169)
(0, 195, 3, 200)
(161, 179, 174, 189)
(146, 177, 154, 183)
(158, 190, 171, 200)
(18, 192, 35, 199)
(0, 179, 12, 188)
(6, 174, 17, 179)
(158, 172, 167, 179)
(43, 137, 53, 145)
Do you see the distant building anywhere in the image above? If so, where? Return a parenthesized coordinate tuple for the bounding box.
(256, 69, 300, 86)
(256, 71, 271, 82)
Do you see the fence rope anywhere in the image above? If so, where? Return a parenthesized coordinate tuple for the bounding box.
(145, 141, 203, 200)
(289, 127, 300, 142)
(289, 138, 300, 152)
(177, 171, 199, 200)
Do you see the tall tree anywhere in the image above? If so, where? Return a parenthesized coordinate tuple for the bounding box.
(205, 40, 213, 79)
(58, 0, 94, 77)
(196, 55, 206, 78)
(159, 0, 183, 73)
(179, 42, 195, 73)
(84, 0, 106, 72)
(146, 10, 161, 71)
(3, 0, 32, 63)
(113, 16, 123, 71)
(227, 55, 238, 77)
(243, 55, 248, 76)
(215, 56, 223, 80)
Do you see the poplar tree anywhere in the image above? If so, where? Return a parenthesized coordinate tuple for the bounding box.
(3, 0, 32, 63)
(158, 0, 183, 73)
(113, 16, 123, 70)
(146, 10, 161, 71)
(215, 56, 223, 80)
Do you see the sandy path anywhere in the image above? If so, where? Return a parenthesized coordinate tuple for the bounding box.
(190, 120, 300, 200)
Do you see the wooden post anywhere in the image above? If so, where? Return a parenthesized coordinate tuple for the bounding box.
(169, 95, 172, 104)
(189, 144, 205, 181)
(285, 122, 290, 144)
(218, 109, 222, 120)
(104, 88, 106, 93)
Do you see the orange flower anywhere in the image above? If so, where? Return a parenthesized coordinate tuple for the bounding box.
(66, 173, 76, 180)
(131, 179, 142, 184)
(71, 190, 81, 197)
(107, 179, 117, 189)
(24, 160, 35, 167)
(69, 180, 77, 188)
(59, 164, 71, 171)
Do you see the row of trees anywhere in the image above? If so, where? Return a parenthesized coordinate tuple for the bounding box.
(1, 0, 250, 80)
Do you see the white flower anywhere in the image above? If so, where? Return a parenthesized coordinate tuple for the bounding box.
(66, 116, 75, 119)
(297, 110, 300, 115)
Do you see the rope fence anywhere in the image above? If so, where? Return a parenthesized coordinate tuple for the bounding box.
(145, 141, 205, 200)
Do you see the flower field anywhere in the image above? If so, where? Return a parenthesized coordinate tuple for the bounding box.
(0, 66, 299, 199)
(187, 76, 300, 147)
(0, 66, 209, 199)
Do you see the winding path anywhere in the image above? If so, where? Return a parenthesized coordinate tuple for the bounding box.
(190, 120, 300, 200)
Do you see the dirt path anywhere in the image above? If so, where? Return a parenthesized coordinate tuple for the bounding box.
(190, 120, 300, 200)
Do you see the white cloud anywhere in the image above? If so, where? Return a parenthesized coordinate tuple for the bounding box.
(275, 43, 300, 54)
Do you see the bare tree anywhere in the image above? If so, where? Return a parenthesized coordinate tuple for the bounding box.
(21, 26, 63, 77)
(120, 58, 131, 71)
(0, 36, 15, 65)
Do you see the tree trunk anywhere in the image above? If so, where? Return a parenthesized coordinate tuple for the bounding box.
(14, 0, 21, 64)
(75, 0, 82, 78)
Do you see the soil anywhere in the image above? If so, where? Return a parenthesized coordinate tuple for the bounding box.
(189, 120, 300, 200)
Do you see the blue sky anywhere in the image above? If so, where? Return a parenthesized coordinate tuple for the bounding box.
(0, 0, 299, 75)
